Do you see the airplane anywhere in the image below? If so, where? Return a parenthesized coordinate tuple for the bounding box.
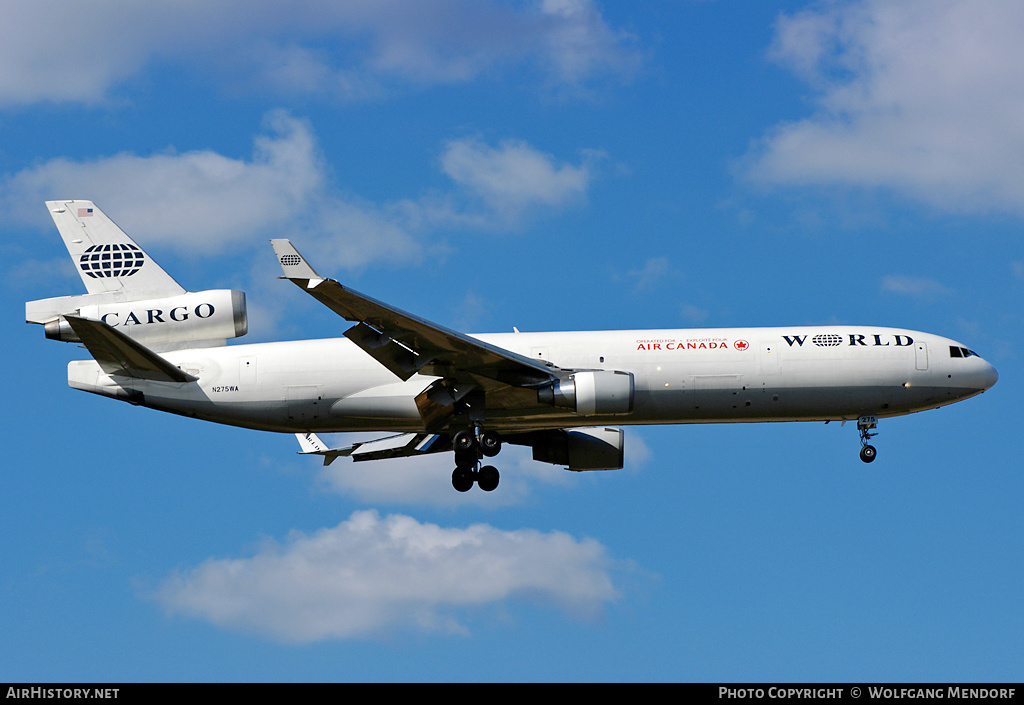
(27, 200, 998, 492)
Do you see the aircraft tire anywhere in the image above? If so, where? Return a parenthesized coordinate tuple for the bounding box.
(455, 449, 477, 469)
(452, 467, 474, 492)
(479, 431, 501, 457)
(478, 465, 500, 492)
(453, 430, 476, 453)
(859, 445, 877, 463)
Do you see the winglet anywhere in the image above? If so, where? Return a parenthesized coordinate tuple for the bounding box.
(271, 239, 322, 286)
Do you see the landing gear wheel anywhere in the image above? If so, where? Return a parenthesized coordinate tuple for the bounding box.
(454, 450, 477, 469)
(479, 431, 501, 457)
(453, 430, 476, 453)
(478, 465, 500, 492)
(452, 467, 474, 492)
(859, 445, 877, 463)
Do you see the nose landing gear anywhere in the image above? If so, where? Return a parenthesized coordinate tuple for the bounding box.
(857, 415, 878, 463)
(451, 429, 503, 491)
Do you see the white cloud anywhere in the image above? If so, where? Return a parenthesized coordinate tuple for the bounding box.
(4, 111, 331, 247)
(746, 0, 1024, 216)
(4, 113, 595, 270)
(623, 429, 651, 468)
(625, 256, 671, 292)
(152, 510, 620, 642)
(452, 291, 491, 332)
(679, 303, 709, 325)
(0, 0, 640, 106)
(441, 138, 597, 222)
(880, 275, 951, 298)
(536, 0, 642, 85)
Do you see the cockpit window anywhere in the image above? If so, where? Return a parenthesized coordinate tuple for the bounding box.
(949, 346, 978, 358)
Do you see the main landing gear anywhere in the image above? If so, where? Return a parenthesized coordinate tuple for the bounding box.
(451, 429, 502, 492)
(857, 415, 878, 463)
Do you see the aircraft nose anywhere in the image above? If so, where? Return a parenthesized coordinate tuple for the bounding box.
(978, 360, 998, 391)
(965, 358, 998, 392)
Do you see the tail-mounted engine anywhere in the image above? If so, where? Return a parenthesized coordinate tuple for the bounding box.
(537, 370, 634, 415)
(28, 289, 248, 348)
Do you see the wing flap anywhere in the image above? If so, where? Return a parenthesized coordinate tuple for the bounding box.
(344, 321, 435, 380)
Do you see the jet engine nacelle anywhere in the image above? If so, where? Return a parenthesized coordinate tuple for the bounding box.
(532, 427, 625, 471)
(537, 370, 634, 415)
(41, 289, 248, 347)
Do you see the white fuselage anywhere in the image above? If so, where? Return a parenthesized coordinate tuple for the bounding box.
(67, 325, 998, 434)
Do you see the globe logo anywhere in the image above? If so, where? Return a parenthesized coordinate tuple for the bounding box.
(812, 333, 843, 347)
(79, 244, 145, 279)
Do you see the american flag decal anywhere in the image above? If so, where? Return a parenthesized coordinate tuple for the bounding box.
(78, 208, 94, 217)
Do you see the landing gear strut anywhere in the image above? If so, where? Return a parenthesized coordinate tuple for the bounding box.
(857, 415, 878, 463)
(450, 429, 502, 491)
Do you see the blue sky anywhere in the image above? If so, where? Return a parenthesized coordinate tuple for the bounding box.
(2, 0, 1021, 682)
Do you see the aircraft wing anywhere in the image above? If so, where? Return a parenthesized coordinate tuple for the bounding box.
(271, 239, 559, 389)
(63, 315, 197, 383)
(295, 432, 448, 465)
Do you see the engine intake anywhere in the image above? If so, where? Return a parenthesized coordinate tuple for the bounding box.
(537, 370, 634, 415)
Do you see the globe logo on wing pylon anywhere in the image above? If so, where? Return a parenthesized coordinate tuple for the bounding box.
(78, 244, 145, 279)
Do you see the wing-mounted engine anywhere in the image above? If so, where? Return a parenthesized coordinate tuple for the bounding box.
(27, 289, 248, 350)
(537, 370, 634, 415)
(530, 427, 625, 471)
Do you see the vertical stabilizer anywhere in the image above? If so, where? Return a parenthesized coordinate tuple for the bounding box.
(47, 200, 185, 299)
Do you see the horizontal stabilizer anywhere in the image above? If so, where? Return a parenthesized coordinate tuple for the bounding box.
(294, 432, 347, 466)
(63, 315, 196, 383)
(294, 432, 447, 465)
